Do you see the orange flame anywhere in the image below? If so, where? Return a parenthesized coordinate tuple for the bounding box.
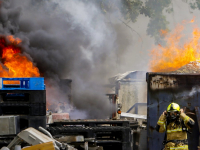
(191, 16, 195, 23)
(7, 35, 22, 44)
(150, 24, 200, 72)
(0, 35, 40, 84)
(159, 29, 169, 37)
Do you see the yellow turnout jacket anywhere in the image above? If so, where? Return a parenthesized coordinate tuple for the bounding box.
(157, 113, 194, 150)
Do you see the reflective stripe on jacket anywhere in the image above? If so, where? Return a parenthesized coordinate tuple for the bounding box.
(169, 145, 188, 149)
(164, 143, 188, 150)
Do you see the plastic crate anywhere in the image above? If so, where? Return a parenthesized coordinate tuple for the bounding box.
(19, 115, 46, 131)
(0, 90, 46, 103)
(0, 78, 45, 90)
(0, 103, 46, 116)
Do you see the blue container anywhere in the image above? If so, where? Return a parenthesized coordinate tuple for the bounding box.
(0, 77, 45, 90)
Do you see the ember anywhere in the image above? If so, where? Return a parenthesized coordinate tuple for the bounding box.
(0, 35, 40, 84)
(150, 23, 200, 72)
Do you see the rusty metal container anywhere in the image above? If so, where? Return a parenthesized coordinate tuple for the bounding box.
(146, 73, 200, 150)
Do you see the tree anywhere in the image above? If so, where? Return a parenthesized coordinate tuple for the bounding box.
(83, 0, 177, 44)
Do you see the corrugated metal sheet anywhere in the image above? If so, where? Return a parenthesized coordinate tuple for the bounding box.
(147, 73, 200, 150)
(0, 116, 20, 135)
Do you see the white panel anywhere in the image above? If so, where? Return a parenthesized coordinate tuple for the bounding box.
(0, 78, 2, 89)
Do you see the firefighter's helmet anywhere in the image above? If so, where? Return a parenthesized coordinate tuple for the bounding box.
(167, 103, 180, 112)
(167, 103, 180, 120)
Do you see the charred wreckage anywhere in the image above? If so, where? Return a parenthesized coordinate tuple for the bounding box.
(2, 70, 200, 150)
(0, 77, 147, 150)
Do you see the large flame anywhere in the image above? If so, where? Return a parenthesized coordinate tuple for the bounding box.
(150, 23, 200, 72)
(0, 35, 40, 83)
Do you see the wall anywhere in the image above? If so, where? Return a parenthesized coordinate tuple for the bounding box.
(118, 79, 147, 115)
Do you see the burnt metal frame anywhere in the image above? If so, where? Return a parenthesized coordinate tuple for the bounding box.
(49, 119, 130, 127)
(48, 120, 136, 150)
(195, 107, 200, 146)
(126, 103, 147, 113)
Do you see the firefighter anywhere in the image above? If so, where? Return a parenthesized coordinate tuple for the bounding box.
(156, 102, 195, 150)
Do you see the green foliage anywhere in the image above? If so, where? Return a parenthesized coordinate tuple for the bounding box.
(145, 0, 171, 44)
(183, 0, 200, 11)
(196, 0, 200, 9)
(92, 0, 173, 44)
(189, 2, 197, 9)
(166, 7, 173, 14)
(188, 0, 200, 10)
(82, 0, 200, 44)
(98, 0, 145, 23)
(140, 6, 152, 17)
(147, 15, 169, 45)
(120, 0, 143, 22)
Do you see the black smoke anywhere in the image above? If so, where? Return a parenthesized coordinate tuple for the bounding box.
(0, 0, 119, 119)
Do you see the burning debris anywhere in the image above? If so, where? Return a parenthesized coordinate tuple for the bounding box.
(0, 36, 40, 79)
(150, 25, 200, 72)
(0, 0, 118, 119)
(171, 61, 200, 73)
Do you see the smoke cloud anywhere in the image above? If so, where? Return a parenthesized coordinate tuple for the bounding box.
(188, 86, 200, 97)
(0, 0, 124, 119)
(0, 0, 199, 118)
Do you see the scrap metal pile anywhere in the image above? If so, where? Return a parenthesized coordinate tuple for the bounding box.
(0, 127, 76, 150)
(47, 119, 139, 150)
(0, 77, 145, 150)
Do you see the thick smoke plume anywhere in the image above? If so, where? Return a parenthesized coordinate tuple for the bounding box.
(0, 0, 124, 119)
(0, 0, 199, 118)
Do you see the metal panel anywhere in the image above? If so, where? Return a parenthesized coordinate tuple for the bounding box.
(121, 112, 147, 119)
(0, 116, 20, 135)
(118, 81, 147, 115)
(147, 73, 200, 150)
(139, 129, 147, 150)
(195, 107, 200, 146)
(0, 78, 2, 89)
